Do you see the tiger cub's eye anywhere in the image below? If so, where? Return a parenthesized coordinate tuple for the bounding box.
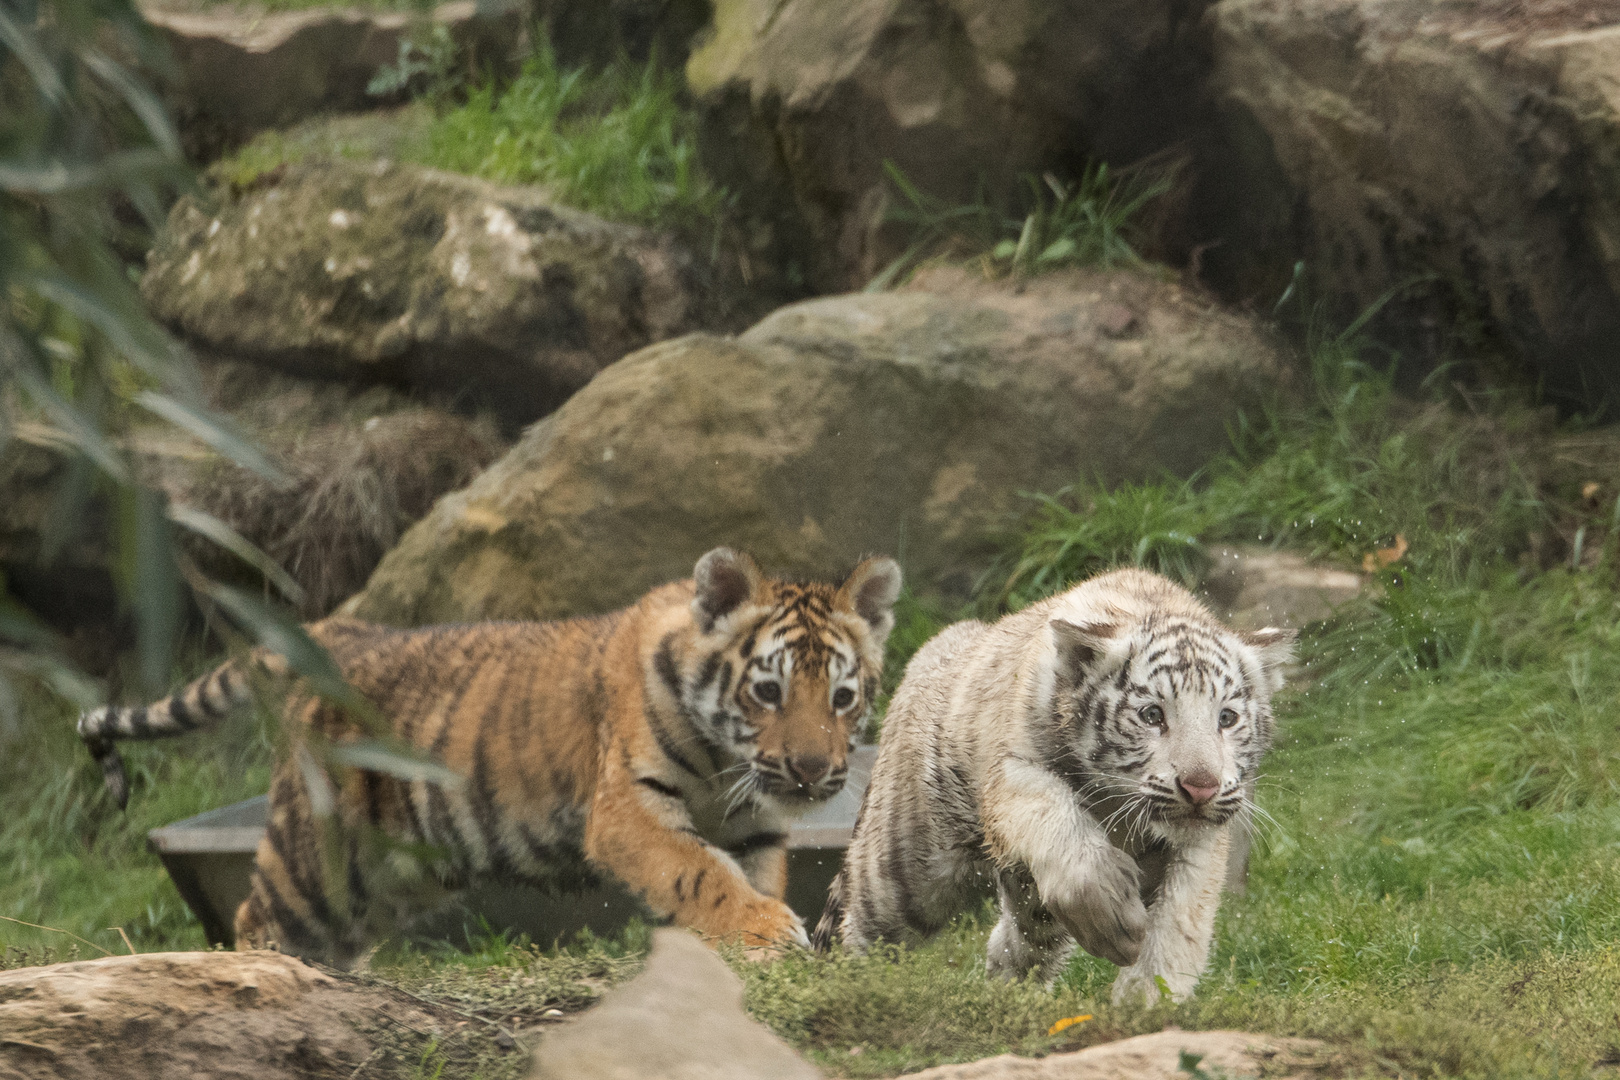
(1218, 707, 1240, 729)
(1138, 704, 1165, 727)
(832, 687, 855, 710)
(753, 681, 782, 705)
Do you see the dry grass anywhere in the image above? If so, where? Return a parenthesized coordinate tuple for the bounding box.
(178, 406, 504, 617)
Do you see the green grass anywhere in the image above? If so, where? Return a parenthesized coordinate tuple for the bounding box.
(416, 45, 723, 231)
(217, 45, 725, 237)
(870, 160, 1172, 290)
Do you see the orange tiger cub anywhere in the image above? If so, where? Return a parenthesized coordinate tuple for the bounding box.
(77, 548, 901, 965)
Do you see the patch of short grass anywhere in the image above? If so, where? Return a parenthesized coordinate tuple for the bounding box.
(213, 46, 724, 237)
(871, 160, 1173, 289)
(415, 45, 723, 231)
(209, 105, 438, 191)
(730, 564, 1620, 1078)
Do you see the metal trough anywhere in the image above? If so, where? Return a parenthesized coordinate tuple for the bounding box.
(149, 746, 875, 947)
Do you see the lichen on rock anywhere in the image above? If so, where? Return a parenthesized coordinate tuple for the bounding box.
(141, 159, 721, 430)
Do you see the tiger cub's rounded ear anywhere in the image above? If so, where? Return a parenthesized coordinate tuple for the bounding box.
(1050, 619, 1119, 682)
(1242, 626, 1297, 692)
(837, 556, 902, 640)
(693, 547, 763, 631)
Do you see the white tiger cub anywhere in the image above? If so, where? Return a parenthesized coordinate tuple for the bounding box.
(812, 568, 1293, 1004)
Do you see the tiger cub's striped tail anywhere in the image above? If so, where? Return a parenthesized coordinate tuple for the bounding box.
(810, 867, 847, 953)
(77, 661, 256, 809)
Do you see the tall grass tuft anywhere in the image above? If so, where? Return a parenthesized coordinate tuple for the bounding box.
(869, 161, 1170, 290)
(988, 479, 1212, 613)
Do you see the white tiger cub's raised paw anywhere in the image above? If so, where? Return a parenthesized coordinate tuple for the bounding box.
(1040, 844, 1149, 968)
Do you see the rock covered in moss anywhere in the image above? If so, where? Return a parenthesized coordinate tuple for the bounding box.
(1201, 0, 1620, 409)
(346, 265, 1290, 626)
(686, 0, 1208, 292)
(141, 159, 719, 429)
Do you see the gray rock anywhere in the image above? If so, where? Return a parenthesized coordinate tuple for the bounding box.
(531, 928, 822, 1080)
(345, 264, 1290, 626)
(141, 0, 523, 159)
(1199, 545, 1363, 631)
(902, 1028, 1327, 1080)
(1201, 0, 1620, 410)
(0, 950, 436, 1080)
(534, 0, 711, 68)
(686, 0, 1208, 292)
(141, 159, 717, 429)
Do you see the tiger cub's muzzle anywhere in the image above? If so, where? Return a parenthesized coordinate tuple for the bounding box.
(755, 754, 848, 802)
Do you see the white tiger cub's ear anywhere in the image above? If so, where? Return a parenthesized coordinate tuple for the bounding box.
(836, 556, 903, 641)
(1049, 619, 1120, 684)
(692, 547, 763, 631)
(1242, 626, 1298, 693)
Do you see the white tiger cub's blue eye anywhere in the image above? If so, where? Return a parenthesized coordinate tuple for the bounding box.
(1218, 707, 1240, 729)
(1138, 703, 1165, 726)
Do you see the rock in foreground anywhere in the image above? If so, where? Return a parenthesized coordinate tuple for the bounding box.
(531, 929, 821, 1080)
(348, 265, 1290, 625)
(905, 1029, 1329, 1080)
(142, 160, 718, 429)
(1199, 545, 1363, 631)
(0, 951, 426, 1080)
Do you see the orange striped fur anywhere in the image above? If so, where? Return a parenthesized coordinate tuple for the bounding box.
(78, 548, 901, 965)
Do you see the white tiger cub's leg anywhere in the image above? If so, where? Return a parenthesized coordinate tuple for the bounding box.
(1110, 827, 1231, 1006)
(981, 756, 1148, 969)
(986, 869, 1075, 983)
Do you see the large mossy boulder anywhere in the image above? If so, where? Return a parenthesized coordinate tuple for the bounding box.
(686, 0, 1209, 293)
(346, 266, 1289, 625)
(142, 160, 719, 430)
(1200, 0, 1620, 408)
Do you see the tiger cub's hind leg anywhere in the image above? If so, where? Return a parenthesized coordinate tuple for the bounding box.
(986, 869, 1075, 984)
(232, 767, 370, 967)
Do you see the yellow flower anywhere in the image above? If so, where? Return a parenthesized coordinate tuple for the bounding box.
(1047, 1014, 1093, 1036)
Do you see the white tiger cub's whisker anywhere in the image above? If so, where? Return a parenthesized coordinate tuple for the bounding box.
(812, 568, 1295, 1007)
(1235, 799, 1286, 846)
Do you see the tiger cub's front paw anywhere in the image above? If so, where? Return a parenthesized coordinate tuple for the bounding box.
(708, 895, 808, 958)
(1041, 844, 1147, 968)
(1112, 966, 1198, 1006)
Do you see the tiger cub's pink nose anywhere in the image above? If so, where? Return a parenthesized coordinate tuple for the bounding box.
(788, 754, 830, 786)
(1178, 771, 1220, 805)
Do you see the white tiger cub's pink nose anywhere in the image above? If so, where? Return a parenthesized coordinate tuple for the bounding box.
(1178, 770, 1220, 805)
